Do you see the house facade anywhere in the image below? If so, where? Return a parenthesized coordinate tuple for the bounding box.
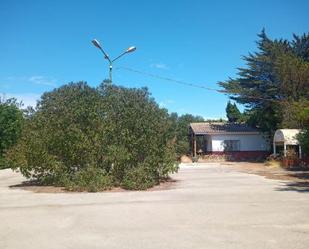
(190, 122, 270, 160)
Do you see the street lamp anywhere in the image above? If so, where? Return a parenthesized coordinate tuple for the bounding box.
(91, 39, 136, 83)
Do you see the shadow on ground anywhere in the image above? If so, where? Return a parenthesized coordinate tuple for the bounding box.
(275, 172, 309, 193)
(276, 181, 309, 193)
(9, 177, 178, 193)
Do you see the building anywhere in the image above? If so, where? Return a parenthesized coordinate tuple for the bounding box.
(189, 122, 269, 160)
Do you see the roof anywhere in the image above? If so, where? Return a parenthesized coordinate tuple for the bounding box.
(190, 122, 260, 135)
(274, 129, 301, 145)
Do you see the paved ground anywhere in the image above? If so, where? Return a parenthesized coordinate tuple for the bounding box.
(1, 163, 309, 249)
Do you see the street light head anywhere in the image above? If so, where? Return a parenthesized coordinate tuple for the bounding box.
(92, 39, 102, 49)
(126, 46, 136, 53)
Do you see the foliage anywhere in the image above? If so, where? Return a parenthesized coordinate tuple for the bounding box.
(219, 30, 309, 136)
(7, 81, 178, 191)
(121, 163, 158, 190)
(297, 107, 309, 155)
(0, 98, 24, 169)
(298, 130, 309, 156)
(171, 113, 204, 157)
(7, 82, 105, 181)
(97, 83, 178, 185)
(225, 101, 242, 122)
(292, 33, 309, 61)
(63, 166, 113, 192)
(281, 100, 309, 129)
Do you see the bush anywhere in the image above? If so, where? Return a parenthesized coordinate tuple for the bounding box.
(7, 82, 178, 192)
(63, 166, 113, 192)
(0, 158, 8, 169)
(122, 164, 158, 190)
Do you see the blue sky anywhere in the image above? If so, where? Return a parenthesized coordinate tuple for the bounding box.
(1, 0, 308, 119)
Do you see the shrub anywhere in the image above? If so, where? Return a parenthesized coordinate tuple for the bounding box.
(63, 166, 113, 192)
(122, 164, 158, 190)
(7, 82, 178, 192)
(97, 83, 178, 186)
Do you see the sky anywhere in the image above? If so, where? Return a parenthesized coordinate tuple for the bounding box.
(1, 0, 309, 119)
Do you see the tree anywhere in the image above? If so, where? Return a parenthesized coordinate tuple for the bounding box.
(7, 82, 178, 191)
(97, 82, 177, 187)
(174, 114, 204, 156)
(7, 82, 106, 182)
(0, 97, 24, 169)
(281, 100, 309, 129)
(219, 30, 309, 135)
(225, 101, 241, 122)
(292, 33, 309, 61)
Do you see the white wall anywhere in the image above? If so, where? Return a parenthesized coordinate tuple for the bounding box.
(210, 134, 269, 152)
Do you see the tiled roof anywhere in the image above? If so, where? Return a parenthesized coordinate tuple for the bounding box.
(190, 122, 259, 134)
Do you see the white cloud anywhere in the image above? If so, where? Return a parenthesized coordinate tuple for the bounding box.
(28, 76, 57, 87)
(151, 63, 169, 70)
(3, 93, 41, 108)
(5, 75, 57, 87)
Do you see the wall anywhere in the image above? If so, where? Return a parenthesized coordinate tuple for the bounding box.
(210, 134, 269, 152)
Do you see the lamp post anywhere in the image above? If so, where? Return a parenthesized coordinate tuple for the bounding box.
(92, 39, 136, 83)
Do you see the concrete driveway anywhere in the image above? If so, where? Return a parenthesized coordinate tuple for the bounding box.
(1, 163, 309, 249)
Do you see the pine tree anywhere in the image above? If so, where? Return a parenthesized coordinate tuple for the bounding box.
(219, 30, 309, 133)
(226, 101, 242, 122)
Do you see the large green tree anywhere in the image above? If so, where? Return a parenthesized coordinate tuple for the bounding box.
(7, 82, 178, 191)
(0, 98, 24, 169)
(219, 30, 309, 134)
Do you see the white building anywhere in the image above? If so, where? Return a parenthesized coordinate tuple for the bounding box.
(190, 122, 269, 159)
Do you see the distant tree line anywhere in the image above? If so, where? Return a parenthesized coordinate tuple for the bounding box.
(219, 30, 309, 154)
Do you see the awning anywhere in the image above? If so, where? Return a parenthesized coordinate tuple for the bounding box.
(274, 129, 301, 145)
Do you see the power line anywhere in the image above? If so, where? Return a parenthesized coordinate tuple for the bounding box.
(116, 66, 284, 103)
(116, 66, 224, 92)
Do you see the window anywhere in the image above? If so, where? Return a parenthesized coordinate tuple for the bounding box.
(223, 140, 240, 151)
